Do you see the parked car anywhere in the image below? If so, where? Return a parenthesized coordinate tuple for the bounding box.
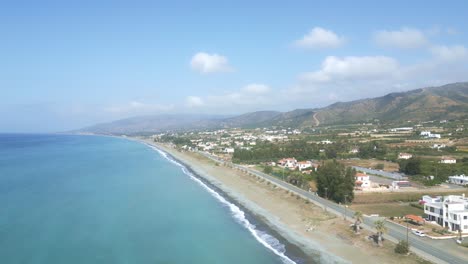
(412, 230, 426, 237)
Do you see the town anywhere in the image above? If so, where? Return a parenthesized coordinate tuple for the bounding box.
(153, 118, 468, 246)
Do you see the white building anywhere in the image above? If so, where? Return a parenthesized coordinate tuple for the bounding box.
(349, 147, 359, 154)
(440, 156, 456, 164)
(449, 175, 468, 186)
(355, 172, 371, 188)
(423, 194, 468, 233)
(278, 158, 297, 169)
(420, 131, 431, 136)
(297, 161, 312, 171)
(432, 144, 446, 150)
(398, 153, 413, 160)
(224, 148, 235, 154)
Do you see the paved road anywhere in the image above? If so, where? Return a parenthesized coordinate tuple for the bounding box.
(200, 152, 467, 264)
(353, 166, 406, 180)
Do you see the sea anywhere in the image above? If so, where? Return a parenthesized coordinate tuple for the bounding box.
(0, 134, 304, 264)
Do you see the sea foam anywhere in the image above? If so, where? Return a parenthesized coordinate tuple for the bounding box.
(148, 144, 296, 264)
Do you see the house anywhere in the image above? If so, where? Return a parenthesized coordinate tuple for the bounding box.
(440, 156, 456, 164)
(432, 144, 446, 150)
(448, 175, 468, 186)
(297, 161, 312, 171)
(355, 172, 371, 188)
(420, 131, 431, 136)
(278, 158, 297, 169)
(224, 148, 235, 154)
(424, 194, 468, 233)
(320, 140, 333, 144)
(398, 153, 413, 160)
(349, 147, 359, 154)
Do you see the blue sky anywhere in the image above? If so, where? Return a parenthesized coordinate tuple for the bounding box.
(1, 0, 467, 132)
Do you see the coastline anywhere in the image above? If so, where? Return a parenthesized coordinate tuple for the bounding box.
(136, 137, 431, 264)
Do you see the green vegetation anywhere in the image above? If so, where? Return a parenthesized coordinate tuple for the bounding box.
(399, 158, 468, 185)
(395, 240, 409, 254)
(232, 140, 322, 163)
(317, 160, 355, 203)
(351, 203, 424, 217)
(374, 220, 387, 247)
(353, 211, 363, 234)
(263, 166, 273, 174)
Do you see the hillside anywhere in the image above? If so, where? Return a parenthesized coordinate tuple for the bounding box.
(315, 82, 468, 125)
(78, 82, 468, 134)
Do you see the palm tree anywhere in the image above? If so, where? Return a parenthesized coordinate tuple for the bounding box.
(353, 211, 363, 234)
(374, 220, 387, 247)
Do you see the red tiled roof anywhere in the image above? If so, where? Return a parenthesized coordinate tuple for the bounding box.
(405, 214, 425, 223)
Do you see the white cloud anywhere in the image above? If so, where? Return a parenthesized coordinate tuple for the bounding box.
(294, 27, 345, 49)
(185, 96, 204, 108)
(104, 101, 174, 114)
(430, 45, 467, 62)
(374, 27, 428, 49)
(184, 83, 275, 112)
(241, 83, 271, 94)
(300, 56, 399, 83)
(190, 52, 233, 74)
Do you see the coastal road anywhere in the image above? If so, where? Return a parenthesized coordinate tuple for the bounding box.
(199, 152, 467, 264)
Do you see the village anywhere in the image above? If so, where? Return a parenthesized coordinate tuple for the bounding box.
(153, 118, 468, 244)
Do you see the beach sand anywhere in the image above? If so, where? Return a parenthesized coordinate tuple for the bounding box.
(142, 139, 430, 264)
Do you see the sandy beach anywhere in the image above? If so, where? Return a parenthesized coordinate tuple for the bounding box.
(141, 139, 430, 264)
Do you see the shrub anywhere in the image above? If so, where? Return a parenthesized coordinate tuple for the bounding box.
(395, 240, 409, 254)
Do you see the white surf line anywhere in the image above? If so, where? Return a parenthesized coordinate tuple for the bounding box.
(147, 144, 296, 264)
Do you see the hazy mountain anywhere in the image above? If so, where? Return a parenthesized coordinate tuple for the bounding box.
(315, 82, 468, 125)
(219, 111, 281, 127)
(76, 114, 227, 135)
(78, 82, 468, 134)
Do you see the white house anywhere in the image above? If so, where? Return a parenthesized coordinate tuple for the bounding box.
(297, 161, 312, 171)
(320, 140, 333, 144)
(432, 144, 446, 150)
(420, 131, 431, 136)
(355, 172, 371, 188)
(224, 148, 235, 154)
(440, 156, 456, 164)
(420, 131, 441, 139)
(449, 175, 468, 186)
(423, 194, 468, 233)
(398, 153, 413, 160)
(349, 147, 359, 154)
(278, 158, 297, 169)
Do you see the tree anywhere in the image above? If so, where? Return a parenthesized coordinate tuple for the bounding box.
(399, 157, 421, 175)
(395, 240, 409, 254)
(263, 166, 273, 174)
(317, 160, 355, 203)
(374, 220, 387, 247)
(353, 211, 363, 234)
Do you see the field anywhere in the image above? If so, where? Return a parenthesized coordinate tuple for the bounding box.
(350, 203, 424, 217)
(340, 159, 400, 172)
(353, 190, 468, 204)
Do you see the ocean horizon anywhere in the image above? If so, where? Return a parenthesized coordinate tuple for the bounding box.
(0, 134, 303, 264)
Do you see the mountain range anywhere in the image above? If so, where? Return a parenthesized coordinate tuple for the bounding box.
(77, 82, 468, 135)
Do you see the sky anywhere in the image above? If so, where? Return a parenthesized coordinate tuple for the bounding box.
(1, 0, 468, 132)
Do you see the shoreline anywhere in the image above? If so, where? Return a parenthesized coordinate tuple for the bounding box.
(139, 139, 314, 263)
(134, 137, 431, 264)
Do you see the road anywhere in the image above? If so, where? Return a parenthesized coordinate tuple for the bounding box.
(312, 112, 320, 126)
(353, 166, 406, 180)
(200, 151, 467, 264)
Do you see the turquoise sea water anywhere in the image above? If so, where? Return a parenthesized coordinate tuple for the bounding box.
(0, 134, 297, 264)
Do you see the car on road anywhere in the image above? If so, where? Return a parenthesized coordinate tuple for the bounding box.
(412, 230, 426, 237)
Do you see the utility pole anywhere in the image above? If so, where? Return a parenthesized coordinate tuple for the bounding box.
(344, 195, 348, 220)
(324, 187, 328, 212)
(406, 219, 409, 247)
